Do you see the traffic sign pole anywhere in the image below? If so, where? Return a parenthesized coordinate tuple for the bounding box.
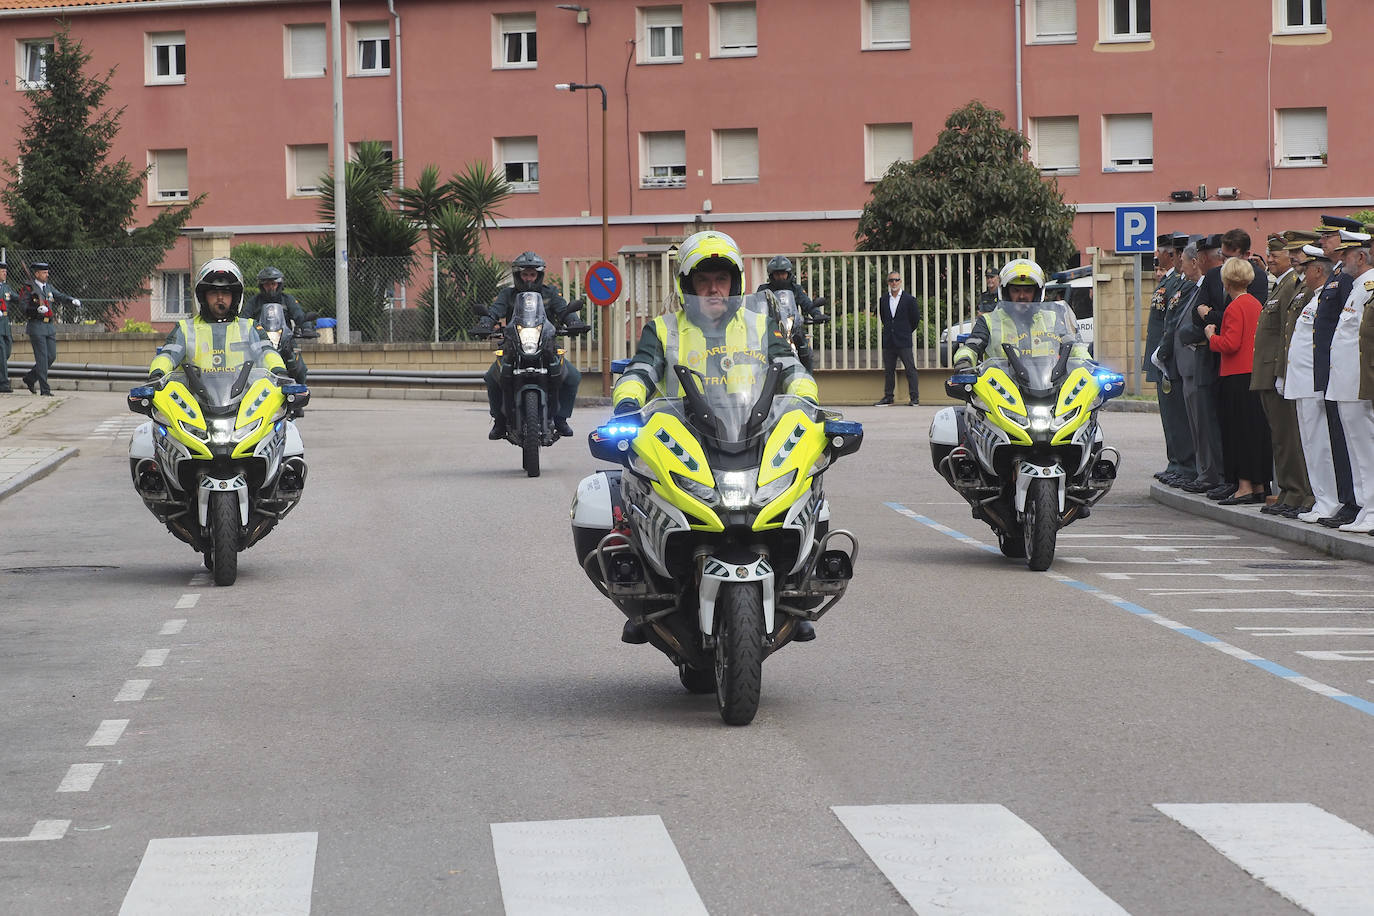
(584, 260, 623, 396)
(1133, 254, 1143, 395)
(1115, 205, 1156, 397)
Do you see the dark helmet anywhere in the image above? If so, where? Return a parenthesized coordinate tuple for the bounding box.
(194, 258, 245, 320)
(766, 255, 794, 289)
(511, 251, 546, 292)
(257, 266, 285, 288)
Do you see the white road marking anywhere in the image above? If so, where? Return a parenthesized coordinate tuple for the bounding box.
(174, 593, 199, 609)
(1235, 627, 1374, 637)
(87, 719, 129, 747)
(1157, 803, 1374, 916)
(159, 619, 186, 636)
(491, 815, 708, 916)
(832, 804, 1128, 915)
(57, 763, 103, 792)
(1060, 557, 1211, 566)
(1058, 533, 1237, 540)
(1141, 589, 1368, 598)
(188, 573, 210, 587)
(1193, 607, 1374, 614)
(1101, 572, 1308, 581)
(119, 832, 317, 916)
(0, 820, 69, 843)
(137, 648, 169, 667)
(1296, 650, 1374, 661)
(115, 680, 151, 702)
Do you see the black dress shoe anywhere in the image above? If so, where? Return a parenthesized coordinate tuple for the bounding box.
(621, 620, 648, 644)
(1153, 471, 1170, 481)
(792, 619, 816, 642)
(1318, 507, 1359, 528)
(907, 399, 920, 406)
(1207, 485, 1238, 500)
(1219, 492, 1265, 506)
(1181, 480, 1212, 493)
(873, 397, 894, 406)
(24, 377, 36, 394)
(1260, 502, 1284, 515)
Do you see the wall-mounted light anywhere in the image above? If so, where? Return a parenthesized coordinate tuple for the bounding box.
(1216, 187, 1240, 200)
(556, 3, 590, 24)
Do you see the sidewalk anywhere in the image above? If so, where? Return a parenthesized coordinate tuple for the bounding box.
(0, 394, 78, 501)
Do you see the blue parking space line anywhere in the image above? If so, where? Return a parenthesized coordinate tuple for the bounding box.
(890, 505, 1374, 721)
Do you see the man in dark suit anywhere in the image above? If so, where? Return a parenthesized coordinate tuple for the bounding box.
(874, 271, 920, 405)
(1179, 235, 1227, 494)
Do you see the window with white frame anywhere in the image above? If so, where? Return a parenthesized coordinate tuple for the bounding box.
(1101, 0, 1149, 40)
(494, 13, 537, 68)
(1275, 0, 1325, 34)
(864, 0, 910, 50)
(865, 123, 912, 181)
(286, 24, 326, 78)
(1029, 0, 1076, 43)
(17, 39, 52, 89)
(152, 270, 193, 320)
(496, 137, 539, 191)
(289, 144, 330, 196)
(1103, 113, 1153, 171)
(640, 7, 683, 63)
(146, 32, 185, 84)
(1277, 107, 1326, 167)
(352, 22, 390, 75)
(1030, 116, 1079, 174)
(713, 129, 758, 183)
(149, 149, 189, 201)
(641, 131, 686, 187)
(712, 3, 757, 57)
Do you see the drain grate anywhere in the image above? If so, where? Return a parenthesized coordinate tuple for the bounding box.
(6, 565, 118, 575)
(1242, 561, 1340, 570)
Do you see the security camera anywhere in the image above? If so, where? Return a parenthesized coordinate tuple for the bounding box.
(702, 199, 712, 213)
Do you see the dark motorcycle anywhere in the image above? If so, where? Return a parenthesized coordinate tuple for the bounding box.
(766, 290, 827, 372)
(256, 301, 315, 386)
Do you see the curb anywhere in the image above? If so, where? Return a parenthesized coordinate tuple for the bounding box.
(0, 447, 80, 503)
(1150, 481, 1374, 563)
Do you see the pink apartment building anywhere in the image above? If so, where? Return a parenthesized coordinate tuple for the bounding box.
(0, 0, 1368, 325)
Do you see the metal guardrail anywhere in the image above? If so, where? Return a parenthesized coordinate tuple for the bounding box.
(6, 362, 487, 386)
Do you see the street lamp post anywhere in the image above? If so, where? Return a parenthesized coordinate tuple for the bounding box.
(556, 80, 610, 393)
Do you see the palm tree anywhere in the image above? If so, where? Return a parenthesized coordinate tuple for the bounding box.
(446, 161, 509, 244)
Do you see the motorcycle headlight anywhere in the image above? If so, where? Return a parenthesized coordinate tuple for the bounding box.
(232, 417, 263, 442)
(1052, 406, 1081, 430)
(206, 418, 235, 446)
(718, 470, 753, 509)
(1028, 405, 1054, 433)
(518, 326, 541, 354)
(753, 469, 797, 507)
(671, 472, 718, 506)
(177, 419, 209, 442)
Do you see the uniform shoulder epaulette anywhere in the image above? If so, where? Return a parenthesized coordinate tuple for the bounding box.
(1365, 280, 1374, 292)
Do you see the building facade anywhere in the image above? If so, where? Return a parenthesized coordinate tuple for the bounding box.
(0, 0, 1368, 325)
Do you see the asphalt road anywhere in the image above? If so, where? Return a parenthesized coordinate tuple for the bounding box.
(2, 392, 1372, 915)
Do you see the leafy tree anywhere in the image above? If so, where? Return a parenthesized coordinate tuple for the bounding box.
(0, 22, 202, 323)
(856, 100, 1077, 273)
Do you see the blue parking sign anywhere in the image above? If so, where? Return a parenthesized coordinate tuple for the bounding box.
(1115, 205, 1156, 254)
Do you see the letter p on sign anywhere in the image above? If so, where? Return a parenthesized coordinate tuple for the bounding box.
(1115, 205, 1156, 254)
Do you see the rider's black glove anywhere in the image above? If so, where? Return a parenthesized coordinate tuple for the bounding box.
(614, 398, 640, 416)
(472, 317, 496, 337)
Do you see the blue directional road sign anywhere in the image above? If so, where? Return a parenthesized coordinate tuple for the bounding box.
(1115, 205, 1157, 254)
(584, 260, 623, 307)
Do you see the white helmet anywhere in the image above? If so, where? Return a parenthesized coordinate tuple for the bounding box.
(999, 258, 1046, 301)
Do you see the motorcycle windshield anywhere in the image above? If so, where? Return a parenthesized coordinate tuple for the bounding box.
(173, 361, 273, 414)
(511, 291, 547, 328)
(771, 290, 801, 326)
(257, 301, 287, 333)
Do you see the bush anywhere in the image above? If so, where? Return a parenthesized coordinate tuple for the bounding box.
(119, 320, 154, 333)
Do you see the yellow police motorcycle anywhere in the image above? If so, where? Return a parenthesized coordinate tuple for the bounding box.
(127, 361, 310, 585)
(930, 340, 1123, 570)
(572, 359, 863, 726)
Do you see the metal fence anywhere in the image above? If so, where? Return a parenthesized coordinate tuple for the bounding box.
(559, 247, 1033, 373)
(1, 247, 172, 327)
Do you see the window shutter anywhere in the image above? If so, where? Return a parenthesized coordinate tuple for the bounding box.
(644, 6, 682, 28)
(1033, 117, 1079, 170)
(1107, 114, 1152, 164)
(1034, 0, 1076, 37)
(870, 124, 912, 177)
(718, 129, 758, 180)
(648, 132, 686, 167)
(501, 136, 538, 164)
(295, 146, 330, 191)
(290, 25, 326, 76)
(1281, 108, 1326, 160)
(870, 0, 910, 44)
(502, 12, 535, 33)
(717, 4, 756, 50)
(156, 150, 188, 193)
(356, 22, 388, 41)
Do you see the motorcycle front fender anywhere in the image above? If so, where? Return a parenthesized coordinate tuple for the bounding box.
(1013, 460, 1065, 514)
(197, 475, 249, 528)
(698, 555, 776, 636)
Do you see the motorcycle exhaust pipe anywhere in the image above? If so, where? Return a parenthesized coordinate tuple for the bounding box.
(134, 459, 168, 497)
(278, 457, 308, 493)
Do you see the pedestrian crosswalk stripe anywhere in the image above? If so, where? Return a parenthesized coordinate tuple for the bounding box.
(491, 815, 708, 916)
(1156, 803, 1374, 916)
(119, 832, 317, 916)
(832, 804, 1128, 915)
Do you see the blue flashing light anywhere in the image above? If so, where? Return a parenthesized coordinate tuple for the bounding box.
(823, 419, 863, 436)
(596, 421, 641, 439)
(130, 385, 156, 398)
(282, 384, 309, 397)
(156, 424, 168, 437)
(949, 373, 979, 385)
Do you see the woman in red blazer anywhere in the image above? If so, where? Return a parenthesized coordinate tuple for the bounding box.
(1202, 257, 1273, 504)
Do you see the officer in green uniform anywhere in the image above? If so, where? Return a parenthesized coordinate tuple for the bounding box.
(0, 261, 15, 392)
(953, 258, 1090, 369)
(20, 262, 79, 396)
(148, 258, 287, 381)
(1146, 233, 1188, 481)
(1254, 232, 1314, 515)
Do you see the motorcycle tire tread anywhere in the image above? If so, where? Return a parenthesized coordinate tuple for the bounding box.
(715, 582, 765, 726)
(210, 490, 239, 586)
(522, 389, 541, 478)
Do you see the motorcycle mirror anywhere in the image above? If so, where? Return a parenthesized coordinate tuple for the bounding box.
(281, 383, 311, 411)
(823, 419, 864, 458)
(945, 374, 978, 401)
(588, 421, 639, 465)
(127, 386, 156, 416)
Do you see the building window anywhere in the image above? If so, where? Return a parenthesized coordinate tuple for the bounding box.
(149, 149, 189, 201)
(152, 271, 193, 321)
(352, 22, 390, 75)
(147, 32, 185, 84)
(641, 131, 686, 188)
(1277, 108, 1326, 167)
(1102, 0, 1149, 40)
(496, 137, 539, 191)
(1103, 113, 1153, 171)
(1030, 116, 1079, 174)
(865, 123, 912, 181)
(289, 144, 330, 196)
(1275, 0, 1324, 34)
(711, 3, 757, 57)
(286, 24, 326, 78)
(864, 0, 910, 50)
(17, 39, 52, 89)
(494, 13, 537, 68)
(1028, 0, 1076, 43)
(713, 128, 758, 183)
(640, 7, 683, 63)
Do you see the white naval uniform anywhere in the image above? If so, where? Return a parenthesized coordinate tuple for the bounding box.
(1284, 292, 1342, 517)
(1326, 267, 1374, 528)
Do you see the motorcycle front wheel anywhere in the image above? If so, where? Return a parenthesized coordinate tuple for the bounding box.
(521, 389, 541, 478)
(714, 582, 764, 726)
(209, 490, 240, 586)
(1023, 477, 1059, 571)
